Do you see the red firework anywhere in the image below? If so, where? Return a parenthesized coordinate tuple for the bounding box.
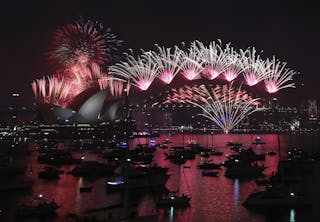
(48, 18, 122, 68)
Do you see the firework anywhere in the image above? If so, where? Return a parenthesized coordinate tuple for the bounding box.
(241, 48, 271, 86)
(164, 84, 264, 133)
(194, 40, 230, 80)
(222, 46, 245, 82)
(264, 57, 296, 93)
(150, 45, 182, 84)
(179, 42, 205, 80)
(49, 18, 122, 67)
(98, 76, 128, 97)
(32, 76, 71, 106)
(108, 51, 159, 91)
(53, 61, 103, 101)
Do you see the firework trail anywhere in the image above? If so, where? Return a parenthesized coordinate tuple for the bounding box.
(179, 41, 205, 80)
(108, 51, 159, 91)
(98, 76, 129, 97)
(194, 40, 230, 80)
(31, 76, 71, 106)
(222, 46, 245, 82)
(164, 84, 264, 133)
(150, 45, 182, 84)
(241, 47, 271, 86)
(264, 57, 296, 93)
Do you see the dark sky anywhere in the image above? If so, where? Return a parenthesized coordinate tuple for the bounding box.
(0, 0, 319, 109)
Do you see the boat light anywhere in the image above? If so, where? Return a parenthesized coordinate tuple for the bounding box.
(107, 180, 124, 185)
(290, 192, 295, 196)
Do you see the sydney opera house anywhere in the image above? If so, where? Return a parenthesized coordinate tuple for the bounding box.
(36, 87, 124, 125)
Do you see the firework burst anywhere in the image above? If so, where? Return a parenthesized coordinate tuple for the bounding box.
(179, 42, 205, 80)
(195, 40, 230, 80)
(241, 48, 271, 86)
(108, 51, 159, 91)
(150, 45, 182, 84)
(264, 57, 296, 93)
(222, 46, 245, 82)
(98, 76, 129, 97)
(164, 84, 264, 133)
(49, 18, 122, 67)
(31, 76, 71, 106)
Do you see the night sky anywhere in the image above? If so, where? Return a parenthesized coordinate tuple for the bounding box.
(1, 0, 319, 109)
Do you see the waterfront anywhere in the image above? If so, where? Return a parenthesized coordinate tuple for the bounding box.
(1, 133, 320, 221)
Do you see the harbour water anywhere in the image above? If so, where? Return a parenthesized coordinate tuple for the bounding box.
(1, 133, 319, 222)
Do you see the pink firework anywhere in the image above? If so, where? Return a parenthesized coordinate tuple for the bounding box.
(159, 70, 175, 84)
(264, 57, 296, 93)
(223, 70, 238, 82)
(108, 51, 159, 91)
(203, 67, 220, 80)
(98, 76, 129, 97)
(265, 80, 279, 93)
(48, 18, 122, 67)
(182, 69, 200, 81)
(31, 76, 71, 106)
(241, 47, 270, 86)
(164, 84, 264, 133)
(150, 45, 182, 84)
(193, 40, 230, 80)
(137, 79, 152, 91)
(244, 73, 259, 86)
(222, 46, 245, 82)
(179, 42, 204, 80)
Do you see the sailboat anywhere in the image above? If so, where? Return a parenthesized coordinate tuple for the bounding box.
(157, 165, 191, 207)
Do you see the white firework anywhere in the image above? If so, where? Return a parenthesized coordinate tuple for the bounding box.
(108, 51, 159, 91)
(241, 47, 271, 86)
(264, 57, 296, 93)
(195, 40, 230, 80)
(165, 84, 264, 133)
(150, 45, 182, 84)
(223, 46, 245, 82)
(179, 41, 205, 81)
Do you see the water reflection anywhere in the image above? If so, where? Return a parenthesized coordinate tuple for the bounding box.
(290, 209, 295, 222)
(1, 133, 318, 222)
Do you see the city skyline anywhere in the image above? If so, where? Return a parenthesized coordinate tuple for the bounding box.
(1, 0, 319, 109)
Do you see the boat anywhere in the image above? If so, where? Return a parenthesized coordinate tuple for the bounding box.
(255, 179, 269, 186)
(107, 173, 169, 191)
(252, 137, 266, 145)
(202, 170, 219, 177)
(227, 141, 242, 147)
(200, 152, 210, 158)
(210, 149, 223, 156)
(157, 194, 190, 207)
(225, 164, 265, 178)
(158, 163, 191, 208)
(159, 144, 168, 149)
(243, 186, 312, 209)
(106, 180, 125, 191)
(37, 151, 82, 165)
(16, 198, 59, 217)
(38, 167, 63, 180)
(198, 162, 221, 170)
(80, 186, 93, 192)
(163, 139, 172, 144)
(266, 151, 276, 156)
